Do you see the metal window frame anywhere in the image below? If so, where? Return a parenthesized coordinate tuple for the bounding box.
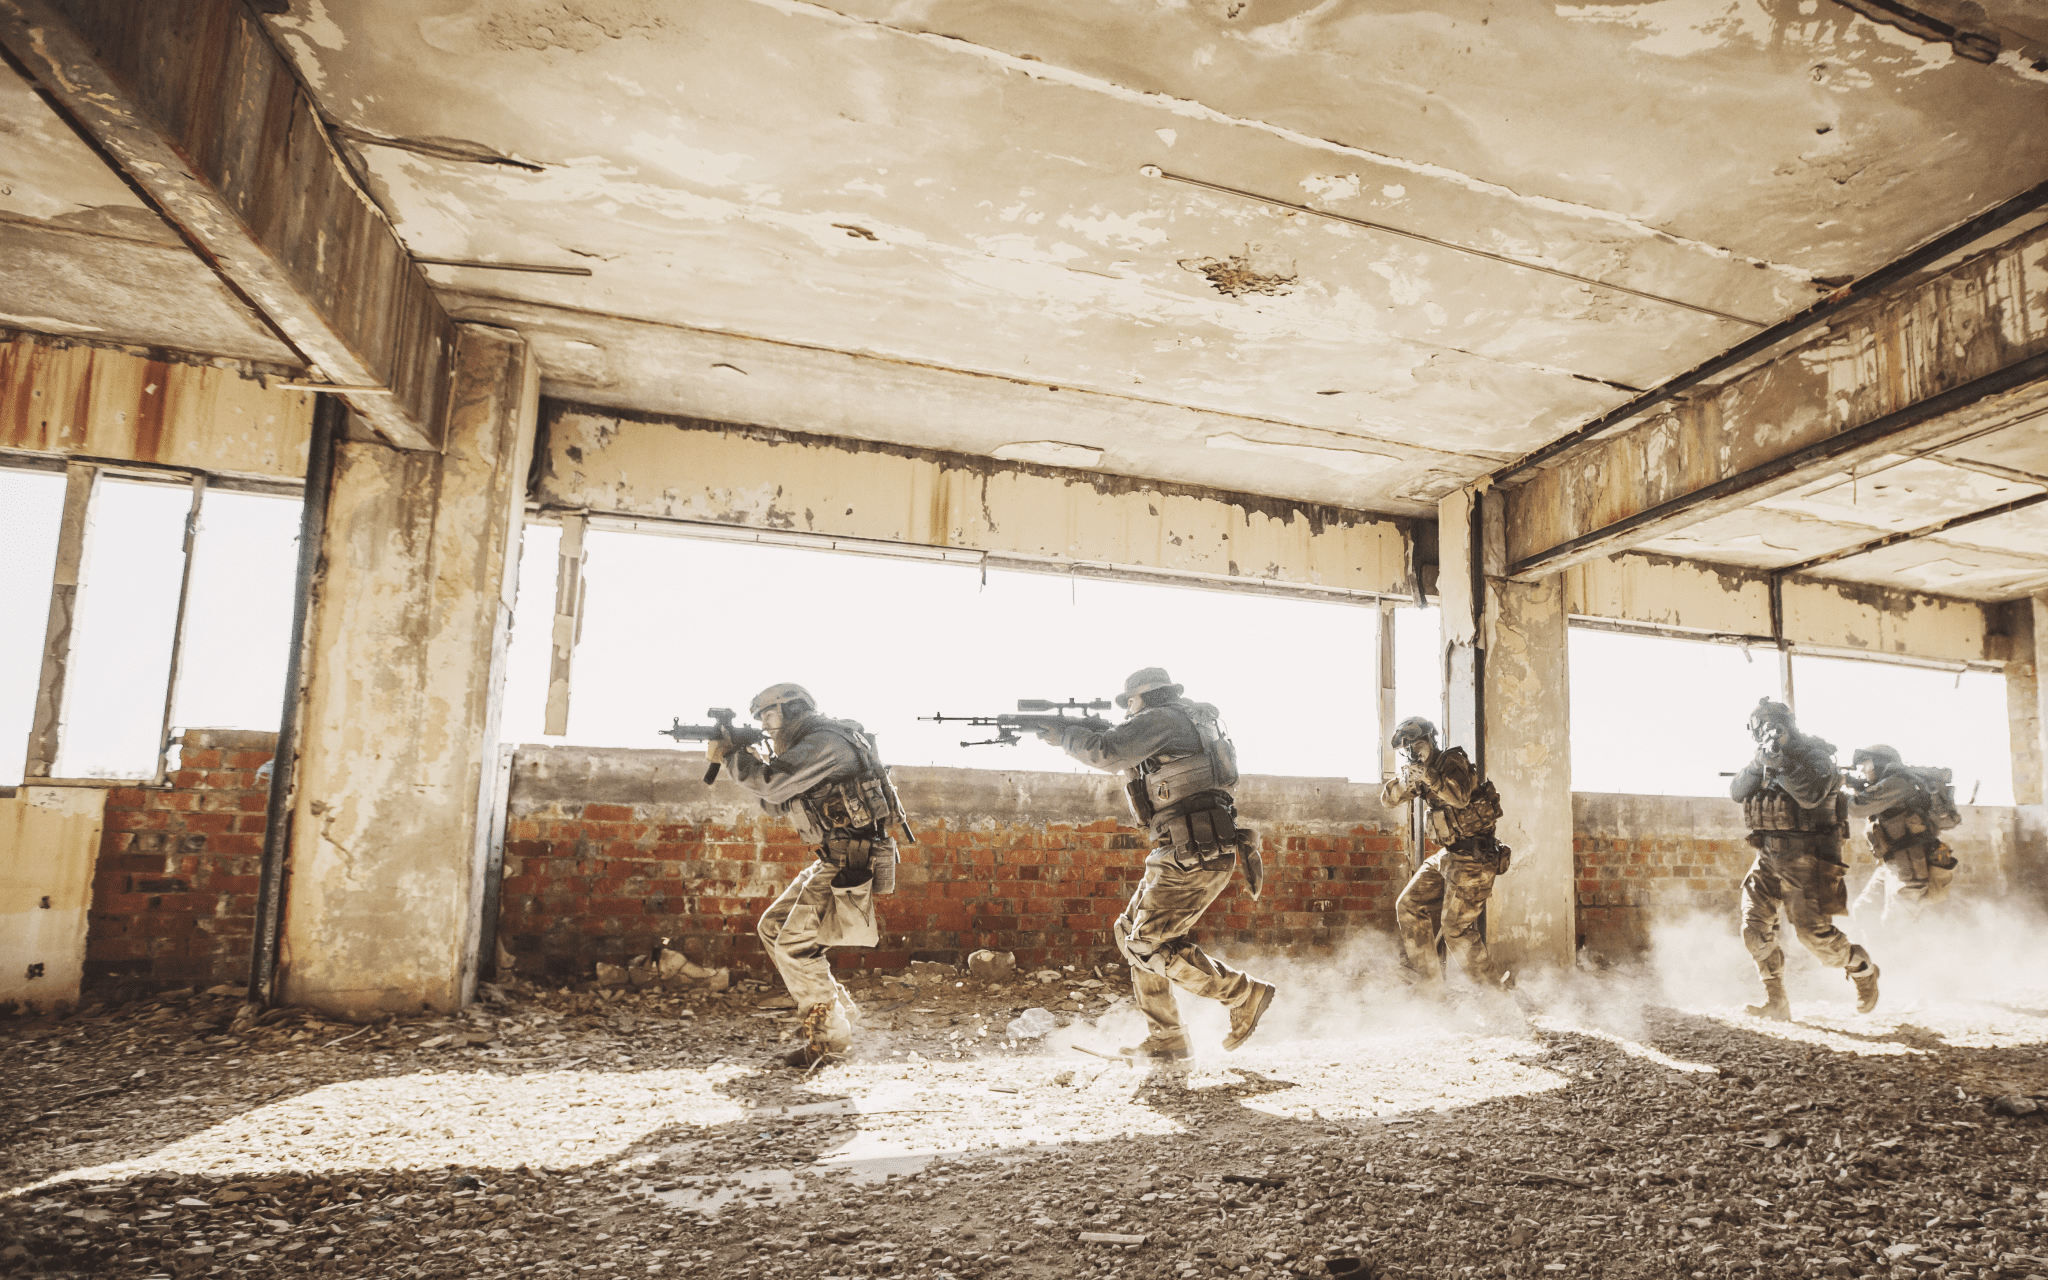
(6, 456, 300, 787)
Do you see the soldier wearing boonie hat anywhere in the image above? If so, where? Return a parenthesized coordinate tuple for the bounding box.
(1037, 666, 1276, 1060)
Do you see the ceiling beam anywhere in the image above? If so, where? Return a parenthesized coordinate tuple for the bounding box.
(1500, 218, 2048, 582)
(0, 0, 454, 450)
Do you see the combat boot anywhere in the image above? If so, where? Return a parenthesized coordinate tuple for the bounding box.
(1846, 946, 1880, 1014)
(1744, 978, 1790, 1022)
(1119, 1031, 1191, 1062)
(1222, 980, 1277, 1051)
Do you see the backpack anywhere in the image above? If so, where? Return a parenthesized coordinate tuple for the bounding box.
(1908, 765, 1961, 831)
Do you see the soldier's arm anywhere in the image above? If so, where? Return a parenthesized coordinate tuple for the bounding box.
(727, 733, 858, 804)
(1379, 773, 1419, 808)
(1774, 740, 1840, 808)
(1728, 759, 1765, 802)
(1428, 750, 1480, 808)
(1049, 708, 1190, 773)
(1846, 774, 1916, 818)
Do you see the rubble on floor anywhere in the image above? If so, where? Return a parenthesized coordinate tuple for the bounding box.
(2, 962, 2045, 1280)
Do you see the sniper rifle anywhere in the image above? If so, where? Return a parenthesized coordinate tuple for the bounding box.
(920, 698, 1112, 748)
(659, 707, 767, 784)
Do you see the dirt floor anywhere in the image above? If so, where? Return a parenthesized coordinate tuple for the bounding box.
(4, 946, 2047, 1280)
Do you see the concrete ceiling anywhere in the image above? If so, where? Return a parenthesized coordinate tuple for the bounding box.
(3, 0, 2047, 592)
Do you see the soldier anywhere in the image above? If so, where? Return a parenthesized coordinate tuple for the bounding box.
(1378, 718, 1514, 994)
(1037, 667, 1276, 1061)
(1845, 744, 1960, 925)
(708, 682, 910, 1067)
(1729, 698, 1879, 1021)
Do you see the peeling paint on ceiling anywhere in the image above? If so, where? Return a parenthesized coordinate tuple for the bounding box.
(0, 0, 2043, 552)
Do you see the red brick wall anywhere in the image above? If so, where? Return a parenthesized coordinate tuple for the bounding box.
(499, 748, 1410, 979)
(84, 729, 274, 994)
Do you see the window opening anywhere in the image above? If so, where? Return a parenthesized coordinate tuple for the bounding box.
(0, 468, 66, 787)
(1569, 626, 1780, 797)
(1790, 652, 2011, 807)
(1393, 603, 1442, 735)
(502, 525, 1386, 779)
(53, 476, 192, 779)
(170, 489, 303, 734)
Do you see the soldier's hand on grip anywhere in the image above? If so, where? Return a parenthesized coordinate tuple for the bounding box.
(705, 737, 735, 765)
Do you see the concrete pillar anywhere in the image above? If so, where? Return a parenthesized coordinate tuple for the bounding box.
(2011, 597, 2046, 805)
(279, 326, 537, 1018)
(1483, 574, 1576, 973)
(1438, 485, 1576, 973)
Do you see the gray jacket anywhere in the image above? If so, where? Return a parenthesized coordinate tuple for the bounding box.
(728, 714, 866, 842)
(1050, 699, 1211, 773)
(1729, 731, 1839, 808)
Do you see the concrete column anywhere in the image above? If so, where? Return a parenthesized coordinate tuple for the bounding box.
(1439, 485, 1576, 973)
(1482, 574, 1576, 973)
(280, 326, 537, 1018)
(2006, 598, 2042, 805)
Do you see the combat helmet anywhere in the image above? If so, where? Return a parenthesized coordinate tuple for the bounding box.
(1115, 667, 1184, 709)
(1852, 743, 1903, 773)
(1746, 697, 1795, 736)
(750, 682, 816, 720)
(1390, 716, 1437, 750)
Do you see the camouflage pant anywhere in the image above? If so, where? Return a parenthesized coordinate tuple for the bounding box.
(1396, 845, 1500, 985)
(1741, 852, 1863, 979)
(1874, 842, 1957, 922)
(757, 859, 855, 1050)
(1113, 846, 1261, 1042)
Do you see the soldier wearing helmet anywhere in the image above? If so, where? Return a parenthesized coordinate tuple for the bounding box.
(1378, 717, 1514, 994)
(1729, 697, 1878, 1020)
(1035, 666, 1277, 1061)
(1844, 743, 1960, 925)
(709, 682, 913, 1066)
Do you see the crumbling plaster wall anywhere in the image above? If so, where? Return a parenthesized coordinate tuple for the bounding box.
(0, 786, 103, 1012)
(536, 406, 1412, 596)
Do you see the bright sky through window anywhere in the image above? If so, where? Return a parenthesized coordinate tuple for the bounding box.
(501, 527, 1388, 780)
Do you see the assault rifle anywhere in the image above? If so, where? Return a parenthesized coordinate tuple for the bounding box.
(920, 698, 1113, 748)
(659, 707, 768, 783)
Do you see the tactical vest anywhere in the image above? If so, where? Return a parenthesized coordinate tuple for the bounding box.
(1126, 703, 1242, 856)
(1416, 747, 1503, 846)
(1743, 787, 1846, 860)
(1866, 766, 1957, 858)
(789, 718, 911, 890)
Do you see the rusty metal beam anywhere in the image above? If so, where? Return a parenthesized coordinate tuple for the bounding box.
(1507, 351, 2048, 580)
(0, 0, 454, 451)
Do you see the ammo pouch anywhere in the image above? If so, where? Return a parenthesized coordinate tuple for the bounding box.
(1874, 809, 1931, 855)
(1427, 780, 1505, 844)
(1742, 788, 1841, 835)
(809, 774, 890, 832)
(1152, 804, 1238, 862)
